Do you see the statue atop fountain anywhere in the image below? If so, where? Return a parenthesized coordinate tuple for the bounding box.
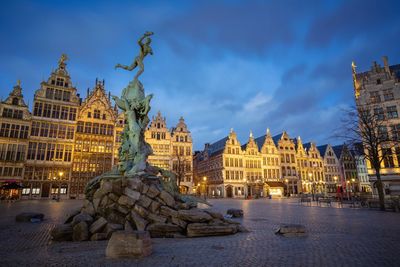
(112, 31, 154, 176)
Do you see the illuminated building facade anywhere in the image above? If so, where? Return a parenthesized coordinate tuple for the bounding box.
(24, 57, 79, 199)
(332, 144, 359, 195)
(70, 80, 117, 198)
(145, 112, 193, 193)
(0, 82, 31, 198)
(194, 129, 330, 198)
(318, 144, 342, 195)
(352, 56, 400, 196)
(0, 55, 193, 199)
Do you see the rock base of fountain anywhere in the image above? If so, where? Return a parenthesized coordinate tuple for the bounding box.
(51, 168, 246, 242)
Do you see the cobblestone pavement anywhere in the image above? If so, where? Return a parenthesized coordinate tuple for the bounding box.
(0, 198, 399, 267)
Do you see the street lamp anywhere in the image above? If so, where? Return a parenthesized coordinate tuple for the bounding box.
(244, 178, 248, 198)
(308, 173, 315, 201)
(346, 180, 350, 200)
(197, 183, 201, 196)
(202, 176, 207, 200)
(351, 178, 356, 196)
(58, 171, 63, 201)
(284, 178, 289, 197)
(333, 176, 338, 196)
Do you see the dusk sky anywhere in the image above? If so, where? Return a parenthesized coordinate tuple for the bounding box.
(1, 0, 400, 150)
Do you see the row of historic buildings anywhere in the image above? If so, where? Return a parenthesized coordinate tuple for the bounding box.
(0, 55, 193, 199)
(193, 128, 368, 198)
(193, 56, 400, 198)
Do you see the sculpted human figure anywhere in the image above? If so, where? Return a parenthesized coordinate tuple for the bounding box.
(112, 31, 155, 176)
(115, 31, 154, 81)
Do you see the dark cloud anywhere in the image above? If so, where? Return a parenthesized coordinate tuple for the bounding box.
(306, 0, 400, 47)
(159, 0, 322, 56)
(1, 0, 400, 150)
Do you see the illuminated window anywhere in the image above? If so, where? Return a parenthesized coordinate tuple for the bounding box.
(94, 110, 100, 119)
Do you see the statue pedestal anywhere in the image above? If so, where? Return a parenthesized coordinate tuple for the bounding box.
(52, 169, 247, 244)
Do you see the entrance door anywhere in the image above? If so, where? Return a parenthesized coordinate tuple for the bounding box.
(226, 186, 233, 198)
(41, 183, 50, 198)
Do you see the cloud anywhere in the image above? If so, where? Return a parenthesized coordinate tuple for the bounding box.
(1, 0, 400, 151)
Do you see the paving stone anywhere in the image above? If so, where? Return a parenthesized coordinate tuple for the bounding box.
(1, 198, 400, 267)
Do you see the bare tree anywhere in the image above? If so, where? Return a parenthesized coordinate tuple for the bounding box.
(339, 106, 398, 211)
(172, 149, 189, 191)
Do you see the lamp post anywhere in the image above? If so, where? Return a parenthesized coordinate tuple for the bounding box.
(308, 172, 315, 201)
(346, 180, 350, 200)
(58, 172, 63, 201)
(202, 176, 207, 200)
(244, 178, 247, 199)
(333, 176, 338, 197)
(284, 178, 289, 197)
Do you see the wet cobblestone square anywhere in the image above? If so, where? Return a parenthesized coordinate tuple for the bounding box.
(0, 198, 399, 267)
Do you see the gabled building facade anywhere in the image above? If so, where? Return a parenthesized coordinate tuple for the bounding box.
(194, 129, 332, 198)
(352, 56, 400, 196)
(70, 79, 117, 198)
(332, 144, 359, 196)
(24, 55, 80, 199)
(318, 144, 342, 194)
(0, 82, 31, 198)
(144, 112, 194, 193)
(0, 55, 194, 199)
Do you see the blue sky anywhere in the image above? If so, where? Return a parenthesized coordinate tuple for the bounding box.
(1, 0, 400, 150)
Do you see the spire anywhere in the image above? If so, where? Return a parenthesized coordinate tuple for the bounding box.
(230, 128, 234, 134)
(352, 61, 360, 99)
(382, 56, 390, 73)
(179, 116, 184, 122)
(249, 130, 253, 138)
(266, 128, 271, 137)
(17, 79, 21, 87)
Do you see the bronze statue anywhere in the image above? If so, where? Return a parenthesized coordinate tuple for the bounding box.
(115, 31, 154, 81)
(112, 32, 155, 176)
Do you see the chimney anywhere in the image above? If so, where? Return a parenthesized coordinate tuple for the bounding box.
(382, 56, 390, 73)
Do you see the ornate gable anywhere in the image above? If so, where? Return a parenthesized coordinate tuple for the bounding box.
(34, 54, 80, 104)
(79, 79, 116, 121)
(296, 136, 306, 156)
(2, 81, 28, 107)
(224, 128, 241, 154)
(245, 131, 259, 155)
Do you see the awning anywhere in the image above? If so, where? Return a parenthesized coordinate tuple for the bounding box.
(1, 183, 23, 190)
